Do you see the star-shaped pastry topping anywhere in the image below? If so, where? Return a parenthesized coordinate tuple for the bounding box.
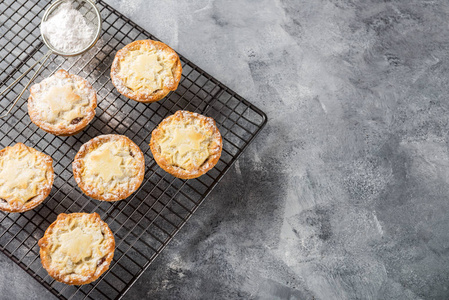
(43, 84, 81, 122)
(88, 148, 124, 182)
(0, 155, 40, 203)
(59, 227, 93, 263)
(126, 52, 164, 91)
(169, 127, 205, 156)
(134, 53, 163, 74)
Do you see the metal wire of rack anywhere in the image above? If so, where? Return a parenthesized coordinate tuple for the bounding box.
(0, 0, 267, 299)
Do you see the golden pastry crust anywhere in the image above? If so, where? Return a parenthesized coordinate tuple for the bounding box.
(73, 134, 145, 201)
(38, 212, 115, 285)
(110, 40, 182, 103)
(28, 69, 97, 136)
(150, 111, 222, 179)
(0, 143, 54, 213)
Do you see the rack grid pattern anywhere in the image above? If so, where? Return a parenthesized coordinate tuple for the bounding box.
(0, 0, 267, 299)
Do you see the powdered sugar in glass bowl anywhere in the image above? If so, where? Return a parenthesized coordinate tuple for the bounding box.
(41, 0, 102, 56)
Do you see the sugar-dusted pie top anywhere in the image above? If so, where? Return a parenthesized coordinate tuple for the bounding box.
(28, 69, 97, 135)
(150, 111, 222, 179)
(0, 143, 54, 213)
(111, 40, 182, 103)
(119, 47, 172, 92)
(73, 134, 145, 201)
(157, 114, 214, 170)
(38, 212, 115, 285)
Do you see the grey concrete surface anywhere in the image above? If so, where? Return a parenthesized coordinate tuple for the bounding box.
(2, 0, 449, 299)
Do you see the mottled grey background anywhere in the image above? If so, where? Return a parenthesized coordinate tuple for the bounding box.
(2, 0, 449, 299)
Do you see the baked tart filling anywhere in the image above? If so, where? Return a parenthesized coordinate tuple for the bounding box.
(111, 40, 182, 103)
(28, 69, 97, 136)
(73, 134, 145, 201)
(38, 212, 115, 285)
(150, 111, 222, 179)
(0, 143, 54, 213)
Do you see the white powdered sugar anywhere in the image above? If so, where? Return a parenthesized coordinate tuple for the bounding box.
(41, 1, 95, 53)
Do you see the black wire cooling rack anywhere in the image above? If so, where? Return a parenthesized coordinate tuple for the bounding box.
(0, 1, 267, 299)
